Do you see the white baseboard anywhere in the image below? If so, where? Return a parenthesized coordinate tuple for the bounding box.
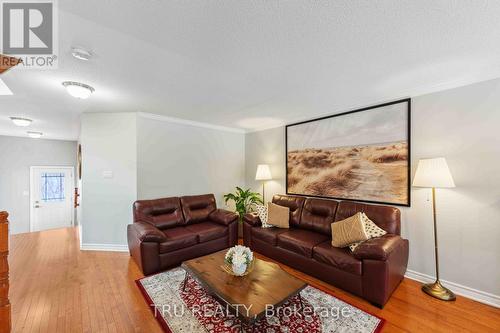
(80, 243, 129, 252)
(405, 269, 500, 308)
(78, 224, 82, 248)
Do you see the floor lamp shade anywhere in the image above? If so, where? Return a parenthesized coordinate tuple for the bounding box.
(413, 158, 455, 188)
(255, 164, 272, 181)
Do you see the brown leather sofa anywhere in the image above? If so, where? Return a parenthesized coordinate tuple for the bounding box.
(243, 194, 409, 307)
(128, 194, 238, 275)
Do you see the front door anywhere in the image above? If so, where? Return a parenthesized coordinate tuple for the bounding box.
(30, 166, 74, 232)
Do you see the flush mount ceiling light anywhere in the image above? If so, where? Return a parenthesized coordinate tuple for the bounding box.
(27, 131, 43, 139)
(71, 47, 92, 61)
(62, 81, 95, 99)
(10, 117, 32, 127)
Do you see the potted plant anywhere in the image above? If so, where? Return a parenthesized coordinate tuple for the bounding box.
(224, 245, 254, 276)
(223, 187, 263, 238)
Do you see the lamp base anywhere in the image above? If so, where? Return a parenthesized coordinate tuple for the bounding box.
(422, 280, 456, 301)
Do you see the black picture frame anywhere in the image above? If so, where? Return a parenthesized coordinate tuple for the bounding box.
(285, 98, 411, 207)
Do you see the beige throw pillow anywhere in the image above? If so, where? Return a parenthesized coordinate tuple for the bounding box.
(267, 202, 290, 228)
(331, 212, 369, 247)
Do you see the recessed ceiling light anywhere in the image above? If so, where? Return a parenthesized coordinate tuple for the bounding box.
(62, 81, 95, 99)
(27, 131, 43, 139)
(71, 47, 92, 61)
(10, 117, 33, 127)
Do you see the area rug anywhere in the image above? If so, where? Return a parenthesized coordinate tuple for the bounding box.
(136, 268, 384, 333)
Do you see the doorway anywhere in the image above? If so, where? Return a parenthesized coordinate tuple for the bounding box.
(30, 166, 74, 232)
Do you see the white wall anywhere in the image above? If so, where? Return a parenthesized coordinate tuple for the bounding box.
(80, 113, 137, 248)
(244, 78, 500, 304)
(245, 127, 286, 202)
(79, 112, 245, 249)
(137, 114, 246, 207)
(0, 135, 77, 234)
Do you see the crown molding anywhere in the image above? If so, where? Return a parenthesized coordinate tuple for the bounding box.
(245, 123, 286, 134)
(137, 112, 246, 134)
(246, 76, 500, 134)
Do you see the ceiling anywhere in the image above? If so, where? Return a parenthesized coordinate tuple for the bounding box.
(1, 0, 500, 140)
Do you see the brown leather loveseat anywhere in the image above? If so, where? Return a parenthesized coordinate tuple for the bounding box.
(128, 194, 238, 275)
(243, 194, 409, 307)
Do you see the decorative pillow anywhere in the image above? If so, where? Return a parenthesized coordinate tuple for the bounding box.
(267, 202, 290, 228)
(349, 213, 387, 251)
(254, 204, 273, 228)
(331, 212, 369, 248)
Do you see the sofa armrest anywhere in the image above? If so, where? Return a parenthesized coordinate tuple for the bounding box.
(209, 209, 238, 226)
(353, 234, 404, 261)
(130, 221, 167, 243)
(243, 212, 261, 227)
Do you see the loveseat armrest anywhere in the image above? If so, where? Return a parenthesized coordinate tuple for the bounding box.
(243, 212, 261, 227)
(129, 221, 167, 243)
(353, 234, 404, 261)
(209, 209, 238, 226)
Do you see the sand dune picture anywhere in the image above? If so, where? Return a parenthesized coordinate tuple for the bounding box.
(286, 100, 410, 206)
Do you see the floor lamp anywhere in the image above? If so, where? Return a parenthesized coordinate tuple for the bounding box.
(412, 157, 456, 301)
(255, 164, 272, 203)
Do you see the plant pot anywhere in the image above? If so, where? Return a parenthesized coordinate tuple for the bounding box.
(232, 262, 247, 276)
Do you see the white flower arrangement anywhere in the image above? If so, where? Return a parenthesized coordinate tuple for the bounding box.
(224, 245, 253, 266)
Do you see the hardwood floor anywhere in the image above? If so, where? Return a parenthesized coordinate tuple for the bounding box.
(9, 227, 500, 333)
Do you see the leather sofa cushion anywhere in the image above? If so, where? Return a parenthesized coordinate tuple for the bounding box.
(277, 229, 329, 257)
(160, 227, 198, 253)
(335, 201, 401, 235)
(185, 222, 227, 243)
(300, 198, 338, 235)
(313, 241, 362, 275)
(133, 197, 184, 230)
(272, 194, 305, 228)
(252, 227, 288, 246)
(181, 194, 217, 225)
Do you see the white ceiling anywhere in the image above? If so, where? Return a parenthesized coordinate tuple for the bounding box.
(1, 0, 500, 140)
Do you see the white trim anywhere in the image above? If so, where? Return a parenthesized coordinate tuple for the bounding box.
(80, 243, 129, 252)
(405, 269, 500, 308)
(137, 112, 246, 134)
(244, 98, 411, 133)
(246, 76, 500, 133)
(29, 166, 75, 232)
(78, 224, 83, 249)
(0, 133, 79, 141)
(245, 123, 286, 134)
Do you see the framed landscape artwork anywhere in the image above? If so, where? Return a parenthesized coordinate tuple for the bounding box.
(286, 98, 411, 206)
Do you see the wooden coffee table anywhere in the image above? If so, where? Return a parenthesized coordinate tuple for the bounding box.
(181, 250, 307, 331)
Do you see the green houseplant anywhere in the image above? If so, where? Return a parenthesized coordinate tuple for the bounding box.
(223, 187, 263, 237)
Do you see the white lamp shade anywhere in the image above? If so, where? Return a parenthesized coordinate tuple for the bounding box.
(412, 157, 455, 188)
(255, 164, 272, 180)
